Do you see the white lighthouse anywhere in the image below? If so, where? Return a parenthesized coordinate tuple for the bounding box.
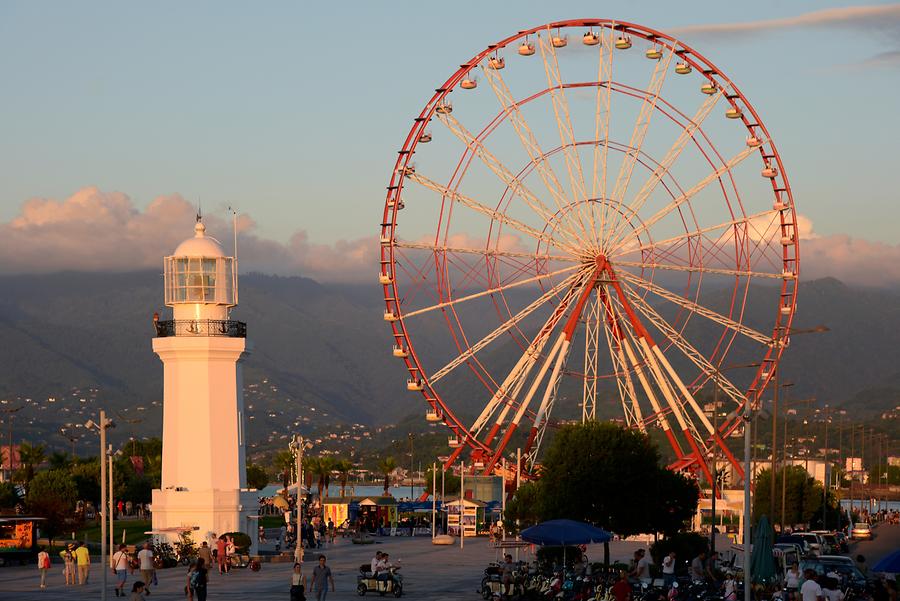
(151, 217, 257, 553)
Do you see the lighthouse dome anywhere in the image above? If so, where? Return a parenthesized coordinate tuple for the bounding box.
(163, 219, 237, 314)
(173, 221, 226, 258)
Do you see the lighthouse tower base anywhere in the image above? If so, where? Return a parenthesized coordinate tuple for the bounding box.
(151, 488, 259, 554)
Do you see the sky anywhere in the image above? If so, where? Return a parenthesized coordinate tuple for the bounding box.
(1, 1, 899, 284)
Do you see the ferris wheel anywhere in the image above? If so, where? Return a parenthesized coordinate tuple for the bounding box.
(379, 19, 798, 481)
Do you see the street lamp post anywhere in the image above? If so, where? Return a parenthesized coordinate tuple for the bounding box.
(1, 405, 23, 480)
(743, 406, 752, 601)
(769, 325, 829, 521)
(408, 433, 415, 501)
(85, 411, 114, 601)
(289, 434, 312, 564)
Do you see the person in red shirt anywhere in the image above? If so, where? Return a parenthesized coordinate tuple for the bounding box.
(216, 538, 229, 574)
(612, 570, 632, 601)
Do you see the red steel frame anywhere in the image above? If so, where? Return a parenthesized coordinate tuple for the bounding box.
(379, 19, 799, 478)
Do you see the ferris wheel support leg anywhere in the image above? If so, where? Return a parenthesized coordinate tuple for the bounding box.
(682, 429, 716, 487)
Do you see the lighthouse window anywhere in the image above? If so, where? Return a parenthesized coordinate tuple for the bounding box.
(164, 255, 235, 306)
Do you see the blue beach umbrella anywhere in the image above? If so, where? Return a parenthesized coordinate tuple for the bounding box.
(872, 549, 900, 573)
(520, 519, 611, 566)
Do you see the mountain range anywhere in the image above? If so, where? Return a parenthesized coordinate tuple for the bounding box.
(0, 271, 897, 449)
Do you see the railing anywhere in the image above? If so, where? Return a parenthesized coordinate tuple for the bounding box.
(154, 319, 247, 338)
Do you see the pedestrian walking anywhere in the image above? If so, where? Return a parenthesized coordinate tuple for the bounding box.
(60, 543, 76, 585)
(74, 541, 91, 584)
(662, 551, 676, 588)
(37, 546, 50, 589)
(112, 543, 131, 597)
(311, 554, 334, 601)
(197, 541, 213, 567)
(137, 542, 156, 590)
(290, 562, 307, 601)
(189, 557, 209, 601)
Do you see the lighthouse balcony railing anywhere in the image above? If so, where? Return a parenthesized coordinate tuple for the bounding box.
(154, 319, 247, 338)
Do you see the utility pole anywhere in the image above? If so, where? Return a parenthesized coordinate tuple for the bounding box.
(431, 462, 436, 539)
(85, 411, 114, 601)
(743, 405, 752, 601)
(822, 405, 829, 529)
(408, 434, 415, 501)
(710, 374, 718, 555)
(460, 462, 465, 550)
(109, 446, 115, 569)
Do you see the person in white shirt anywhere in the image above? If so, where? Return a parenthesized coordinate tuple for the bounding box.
(785, 563, 801, 600)
(662, 552, 676, 588)
(112, 543, 131, 597)
(821, 576, 844, 601)
(37, 546, 50, 589)
(634, 549, 652, 585)
(800, 570, 825, 601)
(137, 543, 155, 591)
(370, 551, 384, 576)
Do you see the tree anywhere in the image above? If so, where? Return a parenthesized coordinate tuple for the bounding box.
(503, 481, 542, 533)
(334, 459, 354, 497)
(424, 466, 460, 496)
(507, 422, 699, 538)
(48, 451, 72, 471)
(314, 456, 335, 499)
(15, 442, 46, 492)
(27, 469, 78, 549)
(0, 481, 20, 509)
(753, 466, 837, 528)
(378, 457, 397, 495)
(70, 459, 101, 505)
(246, 464, 270, 491)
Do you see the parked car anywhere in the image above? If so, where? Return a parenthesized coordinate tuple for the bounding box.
(811, 531, 839, 555)
(793, 532, 824, 556)
(800, 559, 869, 596)
(776, 535, 812, 556)
(850, 523, 872, 540)
(817, 555, 854, 567)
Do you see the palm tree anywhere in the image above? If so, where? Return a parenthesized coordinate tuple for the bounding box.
(302, 456, 318, 492)
(314, 456, 335, 499)
(48, 451, 71, 470)
(378, 457, 397, 496)
(17, 442, 46, 490)
(334, 459, 354, 497)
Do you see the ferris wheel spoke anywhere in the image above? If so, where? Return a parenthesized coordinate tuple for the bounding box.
(486, 264, 603, 473)
(603, 289, 683, 454)
(428, 270, 586, 385)
(619, 279, 749, 409)
(537, 33, 590, 229)
(596, 288, 644, 429)
(406, 171, 578, 254)
(615, 259, 784, 281)
(394, 240, 578, 264)
(611, 208, 781, 261)
(620, 280, 748, 473)
(601, 47, 675, 247)
(606, 89, 724, 247)
(481, 63, 596, 250)
(400, 264, 581, 319)
(592, 29, 614, 208)
(616, 269, 774, 345)
(610, 143, 761, 254)
(471, 274, 586, 446)
(435, 113, 588, 250)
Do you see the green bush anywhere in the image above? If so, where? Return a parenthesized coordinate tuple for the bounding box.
(649, 531, 708, 574)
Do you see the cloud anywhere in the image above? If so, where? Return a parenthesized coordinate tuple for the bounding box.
(3, 187, 900, 288)
(670, 4, 900, 39)
(670, 3, 900, 69)
(0, 187, 378, 283)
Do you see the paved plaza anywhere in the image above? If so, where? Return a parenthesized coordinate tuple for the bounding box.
(0, 525, 896, 601)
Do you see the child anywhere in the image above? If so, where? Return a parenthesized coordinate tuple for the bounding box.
(131, 580, 148, 601)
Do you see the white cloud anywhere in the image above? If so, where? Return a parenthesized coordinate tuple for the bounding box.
(2, 187, 900, 287)
(0, 187, 378, 283)
(670, 4, 900, 69)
